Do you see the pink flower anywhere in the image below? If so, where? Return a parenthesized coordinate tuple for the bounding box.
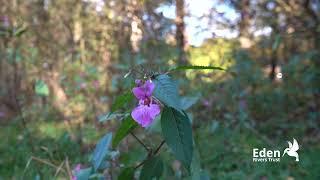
(132, 80, 155, 100)
(72, 164, 81, 180)
(131, 80, 160, 127)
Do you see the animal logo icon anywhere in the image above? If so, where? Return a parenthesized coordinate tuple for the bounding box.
(282, 138, 299, 161)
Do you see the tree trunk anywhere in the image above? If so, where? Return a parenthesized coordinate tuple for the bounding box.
(175, 0, 188, 65)
(238, 0, 252, 48)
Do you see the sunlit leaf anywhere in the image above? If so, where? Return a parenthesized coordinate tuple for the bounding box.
(161, 106, 193, 170)
(35, 80, 49, 96)
(140, 156, 163, 180)
(170, 65, 225, 71)
(112, 116, 138, 148)
(13, 26, 27, 37)
(92, 133, 112, 171)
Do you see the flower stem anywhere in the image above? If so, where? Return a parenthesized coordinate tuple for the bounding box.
(154, 140, 165, 155)
(130, 132, 150, 152)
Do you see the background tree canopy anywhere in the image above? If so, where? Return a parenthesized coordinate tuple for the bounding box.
(0, 0, 319, 179)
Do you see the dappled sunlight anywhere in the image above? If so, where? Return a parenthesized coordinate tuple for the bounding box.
(186, 38, 238, 82)
(1, 0, 319, 179)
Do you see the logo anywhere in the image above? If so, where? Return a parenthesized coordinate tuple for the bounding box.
(282, 138, 299, 161)
(252, 138, 299, 162)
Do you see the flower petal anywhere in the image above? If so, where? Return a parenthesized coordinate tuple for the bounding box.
(132, 86, 146, 100)
(132, 80, 155, 100)
(144, 80, 155, 97)
(131, 104, 160, 127)
(148, 104, 160, 119)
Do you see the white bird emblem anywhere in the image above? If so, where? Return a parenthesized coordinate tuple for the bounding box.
(282, 138, 299, 161)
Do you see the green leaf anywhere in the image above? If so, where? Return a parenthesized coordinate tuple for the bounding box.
(161, 106, 193, 170)
(111, 92, 134, 112)
(92, 133, 112, 171)
(118, 167, 135, 180)
(112, 116, 138, 148)
(153, 74, 181, 110)
(14, 26, 27, 37)
(272, 34, 282, 51)
(170, 65, 225, 71)
(75, 167, 92, 180)
(98, 92, 134, 123)
(190, 147, 201, 180)
(140, 156, 164, 180)
(98, 112, 126, 123)
(35, 80, 49, 96)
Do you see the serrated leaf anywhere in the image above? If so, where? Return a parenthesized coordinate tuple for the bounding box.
(92, 133, 112, 171)
(170, 65, 225, 71)
(118, 167, 135, 180)
(112, 116, 138, 148)
(161, 106, 193, 170)
(140, 156, 164, 180)
(35, 80, 49, 96)
(75, 167, 92, 180)
(153, 74, 181, 110)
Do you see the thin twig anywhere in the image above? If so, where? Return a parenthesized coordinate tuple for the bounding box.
(134, 159, 147, 170)
(154, 140, 165, 155)
(65, 157, 73, 180)
(134, 140, 166, 170)
(23, 156, 67, 176)
(54, 160, 65, 178)
(130, 132, 150, 152)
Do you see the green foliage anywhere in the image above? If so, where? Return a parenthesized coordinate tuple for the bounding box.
(189, 38, 237, 69)
(170, 65, 225, 71)
(98, 112, 125, 123)
(75, 168, 92, 180)
(140, 156, 164, 180)
(13, 25, 27, 37)
(99, 92, 134, 122)
(272, 34, 282, 51)
(35, 80, 49, 96)
(180, 94, 201, 110)
(112, 116, 138, 148)
(161, 106, 193, 170)
(111, 92, 134, 112)
(118, 167, 135, 180)
(91, 133, 112, 171)
(153, 74, 181, 110)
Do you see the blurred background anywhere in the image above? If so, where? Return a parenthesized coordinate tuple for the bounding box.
(0, 0, 319, 179)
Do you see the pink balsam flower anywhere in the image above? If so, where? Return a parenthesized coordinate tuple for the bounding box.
(72, 164, 81, 180)
(131, 79, 160, 127)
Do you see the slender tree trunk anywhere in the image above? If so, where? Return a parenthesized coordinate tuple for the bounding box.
(238, 0, 252, 48)
(175, 0, 188, 65)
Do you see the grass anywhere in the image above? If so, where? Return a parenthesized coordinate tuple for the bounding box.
(195, 121, 320, 180)
(1, 114, 319, 179)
